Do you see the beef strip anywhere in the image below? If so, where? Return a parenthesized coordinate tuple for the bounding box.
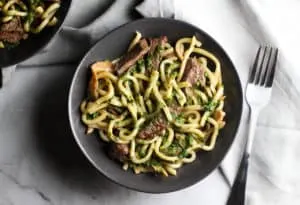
(137, 114, 168, 140)
(147, 36, 168, 70)
(109, 143, 129, 162)
(182, 57, 206, 86)
(0, 18, 28, 43)
(115, 38, 150, 75)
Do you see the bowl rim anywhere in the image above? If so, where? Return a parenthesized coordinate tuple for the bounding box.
(68, 17, 244, 193)
(0, 0, 72, 67)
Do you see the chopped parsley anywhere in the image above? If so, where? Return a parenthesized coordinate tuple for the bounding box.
(154, 45, 163, 55)
(203, 100, 218, 112)
(145, 158, 161, 167)
(146, 55, 153, 68)
(187, 135, 194, 146)
(161, 133, 168, 145)
(179, 149, 188, 158)
(87, 112, 99, 120)
(137, 59, 144, 67)
(170, 71, 178, 79)
(172, 113, 185, 124)
(165, 142, 183, 156)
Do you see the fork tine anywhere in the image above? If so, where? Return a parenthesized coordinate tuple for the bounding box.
(265, 48, 278, 87)
(254, 46, 268, 85)
(259, 47, 272, 86)
(249, 47, 262, 83)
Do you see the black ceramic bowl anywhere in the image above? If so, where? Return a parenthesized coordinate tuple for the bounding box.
(0, 0, 72, 67)
(68, 18, 243, 193)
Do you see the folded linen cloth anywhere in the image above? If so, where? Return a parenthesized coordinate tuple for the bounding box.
(137, 0, 300, 204)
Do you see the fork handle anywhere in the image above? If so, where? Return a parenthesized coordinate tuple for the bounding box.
(226, 108, 259, 205)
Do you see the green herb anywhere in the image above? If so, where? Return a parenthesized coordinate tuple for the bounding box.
(203, 100, 218, 112)
(29, 0, 42, 7)
(170, 71, 178, 79)
(154, 45, 163, 56)
(137, 146, 146, 158)
(146, 55, 153, 68)
(204, 72, 209, 77)
(150, 159, 161, 166)
(166, 142, 182, 156)
(87, 112, 99, 120)
(171, 90, 176, 98)
(158, 45, 163, 52)
(171, 112, 177, 119)
(161, 133, 168, 145)
(179, 150, 188, 158)
(139, 150, 146, 157)
(171, 112, 185, 124)
(187, 135, 194, 146)
(135, 65, 141, 73)
(145, 159, 161, 167)
(26, 11, 35, 25)
(175, 114, 185, 124)
(137, 59, 144, 68)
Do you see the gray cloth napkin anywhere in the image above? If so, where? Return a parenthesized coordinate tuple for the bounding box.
(1, 0, 137, 87)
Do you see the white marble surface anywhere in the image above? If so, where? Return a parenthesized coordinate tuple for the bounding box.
(0, 1, 230, 204)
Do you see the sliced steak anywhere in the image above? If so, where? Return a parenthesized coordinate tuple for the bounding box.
(182, 57, 206, 86)
(147, 36, 168, 70)
(138, 115, 167, 140)
(109, 143, 129, 162)
(0, 18, 28, 43)
(115, 38, 150, 75)
(149, 36, 168, 54)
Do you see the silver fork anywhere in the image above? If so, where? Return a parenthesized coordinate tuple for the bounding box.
(226, 46, 278, 205)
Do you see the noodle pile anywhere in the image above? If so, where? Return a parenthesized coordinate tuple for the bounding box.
(80, 32, 226, 176)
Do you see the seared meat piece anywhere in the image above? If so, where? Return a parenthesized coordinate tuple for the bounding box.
(115, 38, 150, 75)
(147, 36, 168, 70)
(0, 18, 28, 43)
(149, 36, 168, 54)
(1, 18, 24, 32)
(138, 115, 167, 140)
(182, 57, 206, 86)
(109, 143, 129, 162)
